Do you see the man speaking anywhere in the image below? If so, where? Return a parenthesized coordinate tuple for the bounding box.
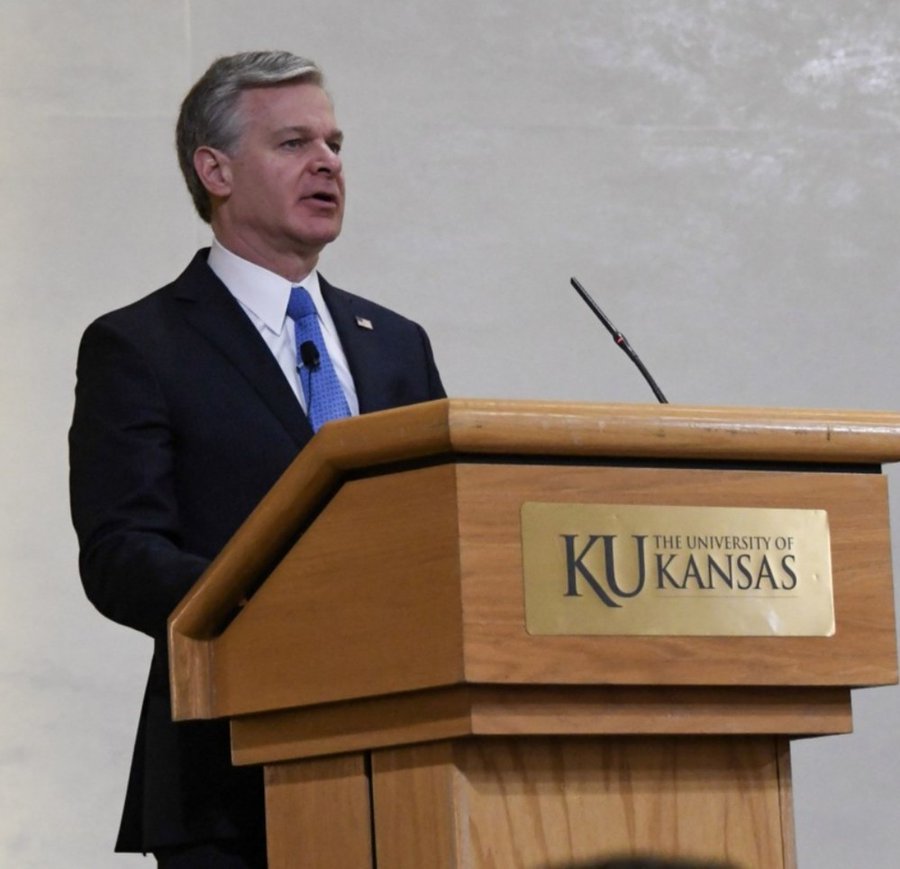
(69, 50, 445, 867)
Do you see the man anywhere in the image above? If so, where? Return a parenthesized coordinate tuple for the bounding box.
(69, 50, 445, 867)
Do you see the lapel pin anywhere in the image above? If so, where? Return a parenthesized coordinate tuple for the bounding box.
(355, 315, 374, 330)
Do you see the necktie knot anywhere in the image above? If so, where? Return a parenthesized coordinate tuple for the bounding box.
(287, 285, 317, 322)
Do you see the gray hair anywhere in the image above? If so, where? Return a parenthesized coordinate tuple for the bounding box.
(176, 50, 324, 223)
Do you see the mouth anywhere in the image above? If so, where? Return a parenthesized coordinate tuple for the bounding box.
(303, 191, 340, 206)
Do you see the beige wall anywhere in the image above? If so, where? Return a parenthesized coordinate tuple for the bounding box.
(3, 1, 899, 866)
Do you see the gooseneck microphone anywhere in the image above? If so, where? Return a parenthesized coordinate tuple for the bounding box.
(569, 277, 669, 404)
(299, 340, 320, 370)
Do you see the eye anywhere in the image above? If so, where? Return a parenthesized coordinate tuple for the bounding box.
(280, 137, 308, 150)
(328, 140, 343, 155)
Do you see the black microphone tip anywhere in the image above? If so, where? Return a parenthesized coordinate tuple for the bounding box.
(299, 340, 320, 369)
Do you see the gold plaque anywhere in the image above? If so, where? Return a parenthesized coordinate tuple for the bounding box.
(521, 503, 834, 637)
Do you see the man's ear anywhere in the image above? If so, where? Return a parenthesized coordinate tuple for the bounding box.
(193, 146, 233, 197)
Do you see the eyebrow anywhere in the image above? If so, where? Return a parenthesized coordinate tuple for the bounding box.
(274, 125, 344, 143)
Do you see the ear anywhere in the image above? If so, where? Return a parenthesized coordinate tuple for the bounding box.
(193, 146, 233, 197)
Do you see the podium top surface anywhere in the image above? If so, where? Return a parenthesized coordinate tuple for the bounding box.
(307, 398, 900, 466)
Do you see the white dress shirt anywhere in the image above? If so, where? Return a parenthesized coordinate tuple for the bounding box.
(207, 238, 359, 416)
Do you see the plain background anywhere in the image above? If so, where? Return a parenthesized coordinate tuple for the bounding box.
(2, 1, 899, 866)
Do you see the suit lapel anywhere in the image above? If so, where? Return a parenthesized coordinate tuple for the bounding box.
(173, 252, 314, 444)
(321, 277, 385, 414)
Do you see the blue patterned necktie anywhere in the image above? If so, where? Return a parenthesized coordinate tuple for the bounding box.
(286, 286, 351, 431)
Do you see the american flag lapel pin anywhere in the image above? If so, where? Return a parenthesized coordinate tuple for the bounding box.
(355, 315, 374, 330)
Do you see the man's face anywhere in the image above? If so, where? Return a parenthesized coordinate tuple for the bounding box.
(216, 82, 345, 268)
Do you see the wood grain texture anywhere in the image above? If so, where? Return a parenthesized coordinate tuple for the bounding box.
(212, 465, 465, 717)
(194, 462, 894, 722)
(263, 754, 372, 868)
(775, 739, 797, 869)
(455, 463, 898, 688)
(164, 401, 896, 866)
(372, 736, 790, 868)
(230, 685, 851, 766)
(169, 400, 900, 720)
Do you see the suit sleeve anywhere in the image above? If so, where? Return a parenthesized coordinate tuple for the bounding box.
(69, 318, 209, 638)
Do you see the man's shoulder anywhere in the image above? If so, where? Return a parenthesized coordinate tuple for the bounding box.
(86, 250, 218, 331)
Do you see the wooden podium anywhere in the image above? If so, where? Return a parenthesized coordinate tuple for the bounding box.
(168, 400, 900, 868)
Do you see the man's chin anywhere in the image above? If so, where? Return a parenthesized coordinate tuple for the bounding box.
(296, 225, 342, 251)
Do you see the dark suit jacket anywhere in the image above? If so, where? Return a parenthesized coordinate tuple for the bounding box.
(69, 249, 445, 853)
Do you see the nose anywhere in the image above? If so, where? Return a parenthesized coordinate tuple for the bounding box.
(313, 140, 342, 175)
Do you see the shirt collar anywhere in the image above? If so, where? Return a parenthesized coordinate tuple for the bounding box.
(208, 237, 326, 334)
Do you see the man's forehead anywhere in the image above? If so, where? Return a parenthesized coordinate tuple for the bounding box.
(240, 81, 333, 111)
(226, 86, 338, 159)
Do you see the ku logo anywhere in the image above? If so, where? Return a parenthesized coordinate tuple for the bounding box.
(561, 533, 647, 608)
(561, 531, 800, 608)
